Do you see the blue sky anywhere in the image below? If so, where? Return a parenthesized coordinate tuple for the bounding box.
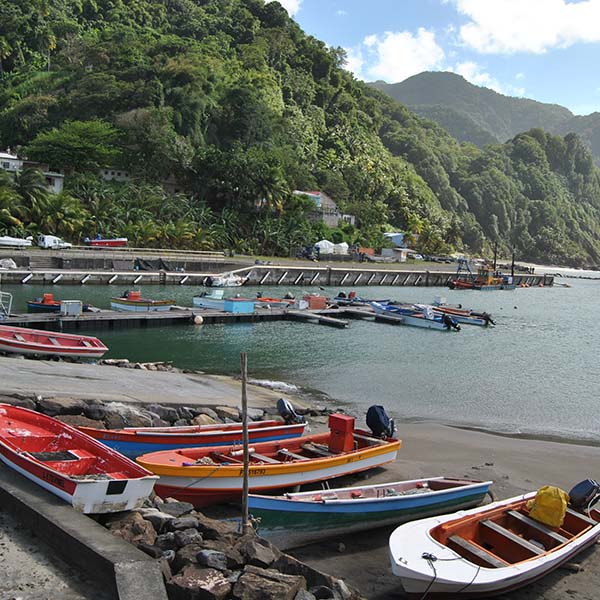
(268, 0, 600, 115)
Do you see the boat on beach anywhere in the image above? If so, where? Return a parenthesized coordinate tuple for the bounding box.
(0, 325, 108, 358)
(110, 290, 174, 312)
(0, 404, 157, 513)
(205, 272, 249, 287)
(137, 414, 401, 507)
(389, 490, 600, 597)
(79, 419, 308, 458)
(370, 301, 461, 331)
(84, 236, 128, 247)
(250, 477, 492, 550)
(27, 293, 93, 313)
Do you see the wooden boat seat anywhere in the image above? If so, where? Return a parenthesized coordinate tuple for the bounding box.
(13, 333, 26, 342)
(507, 510, 568, 544)
(278, 449, 307, 461)
(81, 339, 93, 347)
(480, 519, 544, 555)
(210, 452, 242, 464)
(301, 442, 335, 457)
(448, 535, 508, 568)
(566, 507, 597, 527)
(48, 337, 61, 346)
(250, 452, 280, 464)
(353, 433, 387, 446)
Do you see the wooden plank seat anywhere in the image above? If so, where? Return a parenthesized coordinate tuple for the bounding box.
(250, 452, 280, 464)
(301, 442, 335, 457)
(278, 449, 307, 461)
(508, 510, 568, 545)
(13, 333, 26, 342)
(448, 535, 508, 568)
(81, 339, 93, 347)
(48, 337, 61, 346)
(566, 507, 598, 527)
(210, 452, 242, 464)
(480, 519, 544, 555)
(353, 433, 387, 446)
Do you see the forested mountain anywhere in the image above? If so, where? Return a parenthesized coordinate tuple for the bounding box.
(1, 1, 600, 267)
(372, 72, 600, 167)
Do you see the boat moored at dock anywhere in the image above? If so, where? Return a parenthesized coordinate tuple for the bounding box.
(250, 477, 492, 550)
(110, 290, 174, 312)
(370, 302, 461, 331)
(0, 404, 157, 513)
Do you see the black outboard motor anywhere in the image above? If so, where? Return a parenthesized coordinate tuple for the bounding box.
(277, 398, 306, 424)
(569, 479, 600, 511)
(366, 405, 395, 439)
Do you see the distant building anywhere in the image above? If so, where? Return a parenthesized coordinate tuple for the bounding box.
(293, 190, 355, 227)
(99, 167, 131, 183)
(0, 150, 64, 194)
(383, 232, 406, 248)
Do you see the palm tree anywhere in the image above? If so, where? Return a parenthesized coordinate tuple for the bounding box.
(14, 168, 50, 225)
(0, 171, 23, 234)
(36, 192, 89, 239)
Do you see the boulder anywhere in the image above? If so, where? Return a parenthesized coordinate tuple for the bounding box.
(102, 403, 152, 428)
(173, 418, 190, 427)
(56, 414, 106, 429)
(192, 407, 220, 421)
(167, 566, 231, 600)
(137, 541, 163, 559)
(106, 512, 156, 546)
(148, 403, 180, 423)
(246, 408, 265, 421)
(175, 529, 204, 548)
(83, 402, 108, 421)
(193, 414, 217, 427)
(295, 592, 317, 600)
(178, 407, 196, 421)
(172, 543, 204, 573)
(168, 515, 200, 530)
(156, 532, 178, 551)
(162, 499, 195, 517)
(233, 565, 306, 600)
(309, 586, 334, 599)
(139, 508, 174, 533)
(196, 549, 228, 571)
(242, 539, 276, 568)
(0, 396, 36, 410)
(196, 513, 238, 541)
(36, 397, 86, 416)
(214, 406, 240, 421)
(201, 540, 245, 569)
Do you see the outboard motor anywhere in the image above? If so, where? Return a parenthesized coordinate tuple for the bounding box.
(366, 405, 395, 439)
(277, 398, 306, 424)
(569, 479, 600, 511)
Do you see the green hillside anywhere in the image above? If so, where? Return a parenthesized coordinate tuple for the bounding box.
(1, 1, 600, 267)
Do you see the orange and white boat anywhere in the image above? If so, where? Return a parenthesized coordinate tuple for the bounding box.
(137, 414, 401, 507)
(390, 490, 600, 597)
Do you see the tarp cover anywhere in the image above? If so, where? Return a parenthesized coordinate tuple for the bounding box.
(134, 257, 177, 271)
(333, 242, 349, 254)
(315, 239, 335, 253)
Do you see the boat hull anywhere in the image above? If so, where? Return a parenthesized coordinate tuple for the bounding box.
(390, 493, 600, 597)
(250, 478, 491, 550)
(192, 297, 226, 310)
(371, 302, 455, 330)
(0, 404, 156, 513)
(80, 421, 307, 458)
(0, 325, 107, 358)
(86, 238, 127, 247)
(110, 299, 173, 312)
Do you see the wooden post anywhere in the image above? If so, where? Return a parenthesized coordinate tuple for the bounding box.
(240, 352, 250, 535)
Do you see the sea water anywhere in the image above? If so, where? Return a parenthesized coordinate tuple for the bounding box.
(4, 274, 599, 443)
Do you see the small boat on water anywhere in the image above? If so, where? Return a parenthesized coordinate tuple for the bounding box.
(0, 404, 157, 513)
(389, 488, 600, 597)
(331, 291, 391, 307)
(431, 297, 495, 326)
(370, 302, 461, 331)
(79, 420, 308, 459)
(137, 413, 401, 507)
(449, 260, 516, 291)
(254, 294, 296, 309)
(192, 290, 255, 313)
(27, 293, 93, 314)
(0, 235, 32, 248)
(205, 272, 249, 287)
(250, 477, 492, 550)
(110, 290, 174, 312)
(84, 236, 128, 248)
(0, 325, 108, 358)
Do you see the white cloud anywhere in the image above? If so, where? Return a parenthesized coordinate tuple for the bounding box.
(453, 61, 502, 92)
(336, 10, 347, 16)
(516, 72, 525, 80)
(453, 0, 600, 54)
(265, 0, 301, 16)
(360, 28, 446, 82)
(343, 47, 365, 78)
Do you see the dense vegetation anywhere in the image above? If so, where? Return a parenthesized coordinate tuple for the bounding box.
(1, 1, 600, 266)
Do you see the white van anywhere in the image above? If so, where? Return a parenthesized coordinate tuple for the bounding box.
(37, 234, 72, 249)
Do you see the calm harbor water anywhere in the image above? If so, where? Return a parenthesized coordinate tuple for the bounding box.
(3, 275, 600, 443)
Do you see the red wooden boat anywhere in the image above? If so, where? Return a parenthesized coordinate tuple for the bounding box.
(79, 420, 308, 458)
(84, 236, 128, 247)
(0, 404, 157, 513)
(0, 325, 108, 358)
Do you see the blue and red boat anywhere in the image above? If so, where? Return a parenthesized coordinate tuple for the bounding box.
(27, 293, 93, 313)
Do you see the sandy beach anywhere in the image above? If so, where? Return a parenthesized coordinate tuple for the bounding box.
(292, 422, 600, 599)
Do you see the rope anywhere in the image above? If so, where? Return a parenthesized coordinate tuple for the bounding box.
(417, 551, 481, 599)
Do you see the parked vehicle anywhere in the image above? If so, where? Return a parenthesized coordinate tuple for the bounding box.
(37, 234, 72, 249)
